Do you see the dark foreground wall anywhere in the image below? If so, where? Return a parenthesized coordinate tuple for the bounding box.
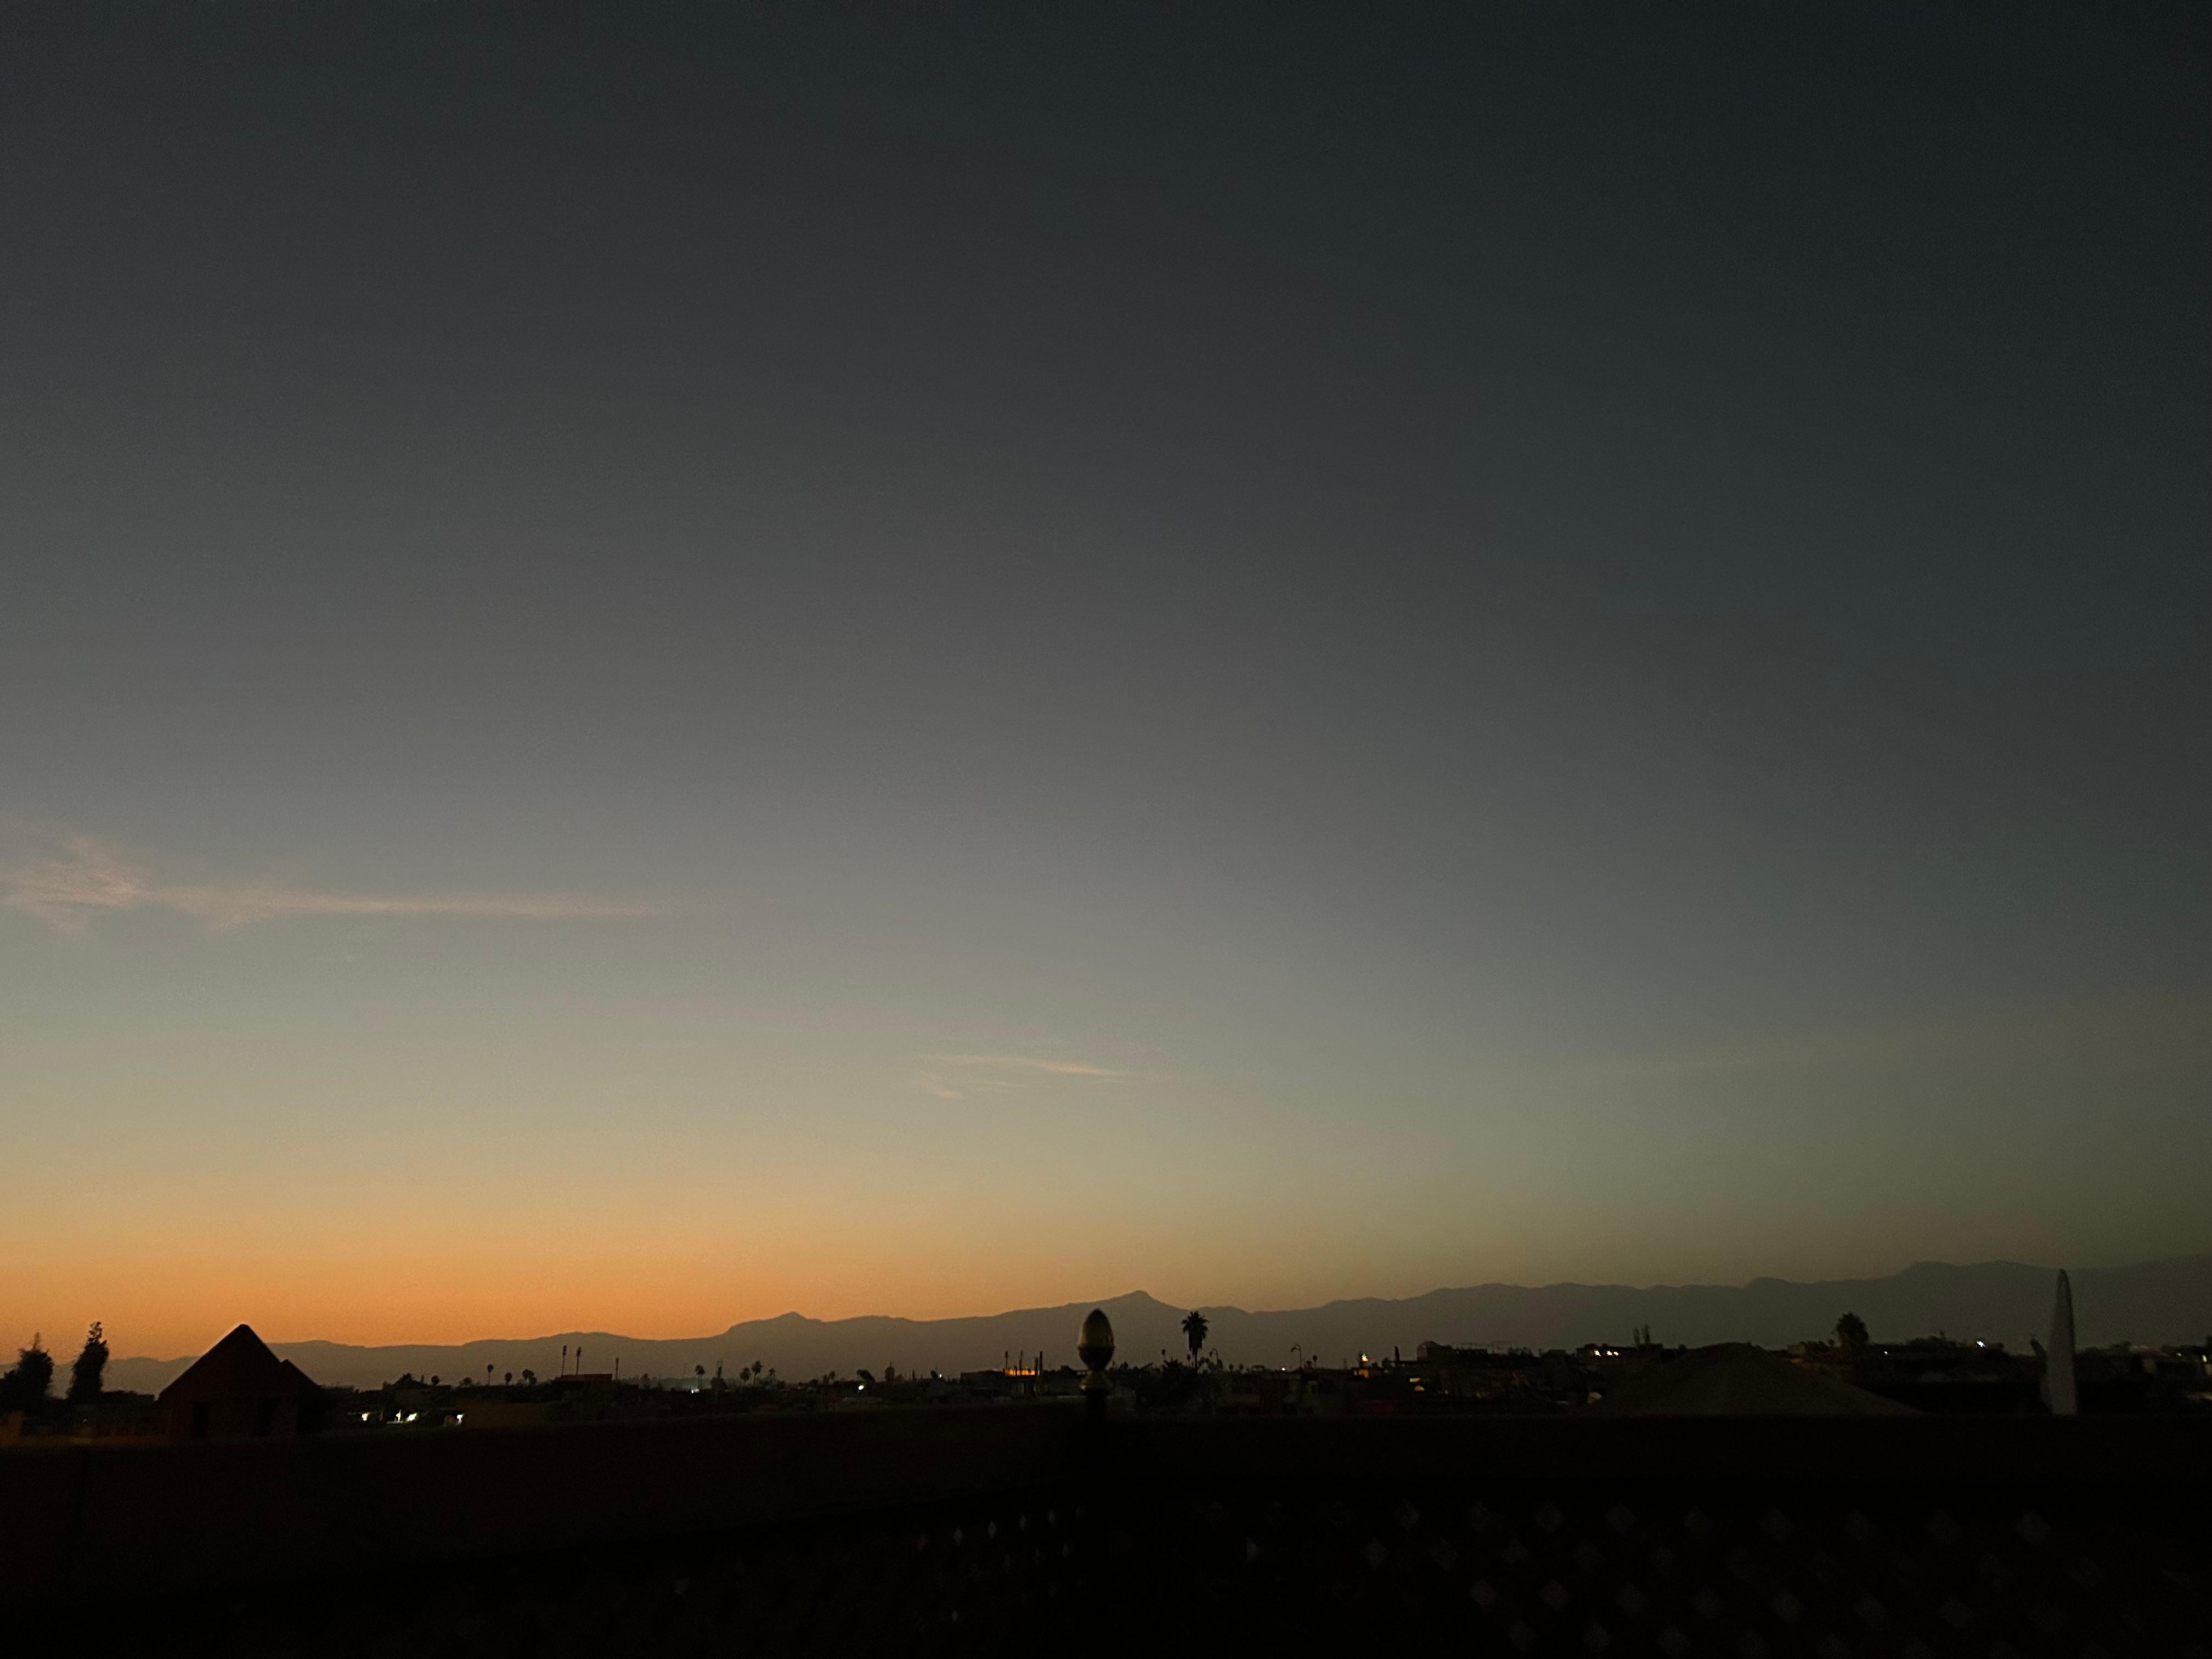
(1112, 1416, 2212, 1655)
(7, 1409, 2209, 1654)
(1, 1404, 1082, 1600)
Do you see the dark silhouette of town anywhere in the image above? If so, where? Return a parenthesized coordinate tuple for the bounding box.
(5, 1273, 2210, 1651)
(14, 1266, 2210, 1449)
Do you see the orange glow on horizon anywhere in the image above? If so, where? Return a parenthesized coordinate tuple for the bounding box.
(4, 1224, 1317, 1359)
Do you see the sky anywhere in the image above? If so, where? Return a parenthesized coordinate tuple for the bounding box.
(3, 3, 2205, 1358)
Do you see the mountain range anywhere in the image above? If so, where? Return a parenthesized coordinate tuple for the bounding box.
(103, 1255, 2211, 1394)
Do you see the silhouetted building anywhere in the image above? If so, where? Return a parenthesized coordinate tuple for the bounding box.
(1590, 1344, 1912, 1415)
(158, 1324, 324, 1440)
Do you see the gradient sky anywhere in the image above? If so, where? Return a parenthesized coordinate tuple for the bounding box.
(3, 4, 2205, 1358)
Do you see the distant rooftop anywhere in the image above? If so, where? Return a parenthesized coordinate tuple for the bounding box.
(1590, 1344, 1914, 1416)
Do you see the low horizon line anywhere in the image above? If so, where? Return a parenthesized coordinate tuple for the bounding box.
(104, 1251, 2208, 1363)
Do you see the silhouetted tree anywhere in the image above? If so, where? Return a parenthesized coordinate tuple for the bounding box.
(503, 1372, 512, 1386)
(695, 1364, 706, 1387)
(67, 1322, 109, 1403)
(1835, 1312, 1869, 1351)
(1181, 1310, 1209, 1363)
(520, 1369, 535, 1386)
(2, 1334, 55, 1411)
(430, 1375, 441, 1386)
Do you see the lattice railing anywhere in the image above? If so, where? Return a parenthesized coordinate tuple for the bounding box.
(1104, 1482, 2207, 1654)
(13, 1412, 2209, 1655)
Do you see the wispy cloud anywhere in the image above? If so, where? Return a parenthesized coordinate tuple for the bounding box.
(915, 1052, 1148, 1099)
(2, 827, 663, 933)
(929, 1053, 1137, 1079)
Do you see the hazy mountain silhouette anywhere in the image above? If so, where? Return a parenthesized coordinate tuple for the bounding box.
(102, 1256, 2211, 1393)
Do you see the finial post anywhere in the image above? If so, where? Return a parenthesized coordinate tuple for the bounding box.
(2044, 1269, 2078, 1417)
(1078, 1307, 1115, 1421)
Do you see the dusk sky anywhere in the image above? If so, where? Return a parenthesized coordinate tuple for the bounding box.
(4, 4, 2204, 1357)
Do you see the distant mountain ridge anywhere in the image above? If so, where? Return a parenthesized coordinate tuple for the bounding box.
(102, 1255, 2212, 1394)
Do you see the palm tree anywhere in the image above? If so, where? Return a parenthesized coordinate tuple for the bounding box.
(1181, 1310, 1209, 1364)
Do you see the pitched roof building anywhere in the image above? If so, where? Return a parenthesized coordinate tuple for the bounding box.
(157, 1324, 324, 1440)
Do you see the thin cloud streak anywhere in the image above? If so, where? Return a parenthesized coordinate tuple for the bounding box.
(2, 829, 663, 933)
(913, 1053, 1152, 1100)
(928, 1053, 1137, 1079)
